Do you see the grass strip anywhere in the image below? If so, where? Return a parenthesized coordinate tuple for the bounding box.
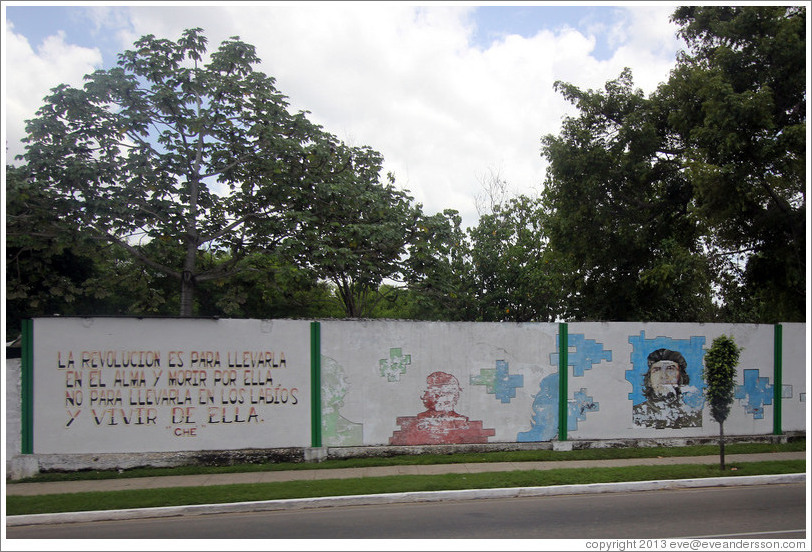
(13, 440, 805, 483)
(6, 460, 804, 516)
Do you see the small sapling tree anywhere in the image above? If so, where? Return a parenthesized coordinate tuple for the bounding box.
(703, 334, 742, 470)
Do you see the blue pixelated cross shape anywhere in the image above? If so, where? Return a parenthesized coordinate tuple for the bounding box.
(379, 348, 411, 382)
(734, 369, 773, 420)
(550, 333, 612, 376)
(567, 388, 599, 430)
(471, 360, 524, 403)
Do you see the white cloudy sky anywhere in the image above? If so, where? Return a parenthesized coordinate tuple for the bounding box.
(3, 1, 690, 231)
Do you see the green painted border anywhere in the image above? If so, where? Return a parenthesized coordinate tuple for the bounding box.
(21, 319, 34, 454)
(558, 322, 568, 441)
(773, 323, 783, 435)
(310, 321, 322, 448)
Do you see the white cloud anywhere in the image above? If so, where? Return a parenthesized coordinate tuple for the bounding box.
(604, 5, 686, 92)
(3, 22, 103, 164)
(4, 4, 685, 230)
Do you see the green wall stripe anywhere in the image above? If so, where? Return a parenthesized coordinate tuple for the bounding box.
(773, 323, 783, 435)
(21, 319, 34, 454)
(310, 321, 322, 448)
(558, 322, 569, 442)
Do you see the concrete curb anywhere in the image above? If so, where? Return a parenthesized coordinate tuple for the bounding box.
(6, 473, 804, 527)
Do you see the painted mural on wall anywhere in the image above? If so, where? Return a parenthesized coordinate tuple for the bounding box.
(379, 348, 412, 382)
(389, 371, 495, 445)
(626, 332, 705, 429)
(517, 372, 559, 442)
(515, 374, 602, 442)
(470, 360, 523, 403)
(571, 388, 600, 428)
(552, 333, 613, 377)
(734, 369, 774, 420)
(24, 319, 803, 458)
(321, 356, 363, 446)
(517, 332, 608, 442)
(632, 348, 702, 429)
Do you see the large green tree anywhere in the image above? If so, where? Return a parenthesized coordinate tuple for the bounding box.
(5, 164, 115, 339)
(665, 6, 806, 322)
(402, 209, 478, 321)
(469, 195, 569, 322)
(284, 140, 423, 318)
(194, 251, 343, 319)
(541, 70, 716, 321)
(539, 6, 804, 323)
(18, 28, 347, 317)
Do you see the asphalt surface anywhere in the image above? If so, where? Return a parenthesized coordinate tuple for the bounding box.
(5, 451, 807, 527)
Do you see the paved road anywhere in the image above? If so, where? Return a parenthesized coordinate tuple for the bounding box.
(6, 482, 806, 540)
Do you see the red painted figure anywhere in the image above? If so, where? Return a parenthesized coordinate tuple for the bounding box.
(389, 371, 495, 445)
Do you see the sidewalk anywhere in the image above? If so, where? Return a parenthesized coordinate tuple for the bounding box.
(6, 451, 805, 496)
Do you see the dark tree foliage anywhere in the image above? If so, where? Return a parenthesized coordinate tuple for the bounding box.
(18, 28, 351, 317)
(667, 6, 806, 322)
(6, 164, 117, 339)
(11, 9, 804, 327)
(284, 146, 423, 318)
(540, 6, 805, 323)
(15, 28, 427, 321)
(468, 195, 569, 322)
(194, 252, 343, 319)
(541, 70, 715, 321)
(403, 209, 479, 321)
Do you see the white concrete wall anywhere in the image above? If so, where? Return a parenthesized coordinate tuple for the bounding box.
(30, 317, 312, 453)
(781, 322, 807, 432)
(5, 358, 23, 473)
(566, 323, 781, 440)
(320, 320, 806, 446)
(319, 320, 558, 446)
(6, 318, 805, 466)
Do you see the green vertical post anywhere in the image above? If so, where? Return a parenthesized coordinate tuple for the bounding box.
(310, 321, 322, 448)
(558, 322, 569, 442)
(21, 319, 34, 454)
(773, 323, 783, 436)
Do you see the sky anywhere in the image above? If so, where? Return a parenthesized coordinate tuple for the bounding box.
(3, 1, 693, 231)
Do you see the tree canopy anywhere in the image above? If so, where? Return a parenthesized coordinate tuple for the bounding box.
(539, 6, 805, 322)
(284, 144, 423, 318)
(665, 6, 806, 322)
(469, 195, 568, 322)
(7, 8, 805, 334)
(540, 69, 716, 321)
(18, 28, 388, 317)
(403, 209, 478, 321)
(6, 164, 118, 324)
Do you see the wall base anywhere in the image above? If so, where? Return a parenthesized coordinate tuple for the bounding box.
(8, 456, 39, 480)
(565, 432, 804, 450)
(6, 432, 803, 481)
(304, 447, 327, 463)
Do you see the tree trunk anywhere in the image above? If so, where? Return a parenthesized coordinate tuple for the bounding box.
(179, 232, 199, 317)
(719, 420, 725, 471)
(180, 116, 204, 318)
(179, 271, 195, 317)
